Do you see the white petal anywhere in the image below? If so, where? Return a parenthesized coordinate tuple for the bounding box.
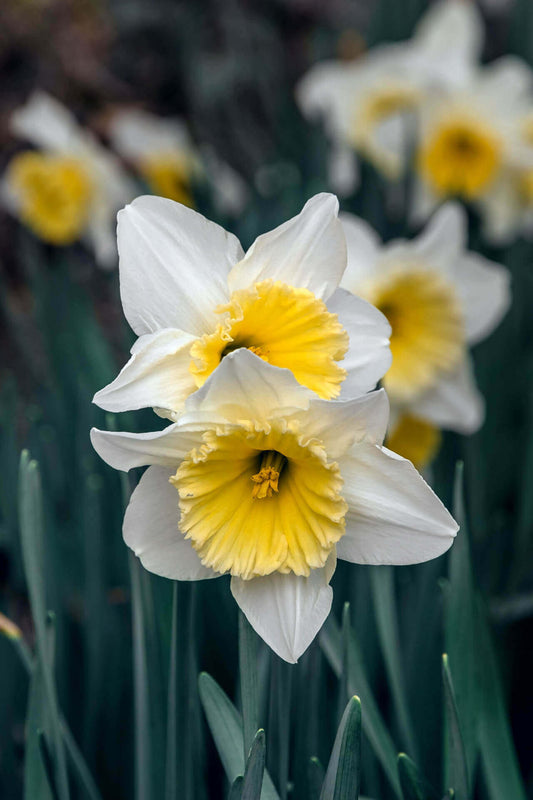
(93, 329, 197, 413)
(124, 466, 216, 580)
(339, 213, 381, 291)
(231, 555, 335, 663)
(10, 91, 82, 154)
(414, 0, 483, 87)
(409, 358, 484, 434)
(117, 196, 243, 337)
(109, 109, 192, 161)
(328, 144, 360, 197)
(411, 202, 466, 275)
(480, 178, 521, 245)
(451, 253, 511, 345)
(326, 288, 392, 396)
(337, 443, 458, 565)
(291, 389, 389, 457)
(85, 209, 118, 270)
(183, 348, 312, 422)
(479, 56, 533, 113)
(228, 193, 346, 301)
(90, 423, 205, 471)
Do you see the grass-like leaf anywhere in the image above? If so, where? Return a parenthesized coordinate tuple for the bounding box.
(442, 655, 469, 800)
(397, 753, 439, 800)
(320, 695, 361, 800)
(242, 729, 267, 800)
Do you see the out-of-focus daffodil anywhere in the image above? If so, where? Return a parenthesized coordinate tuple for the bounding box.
(91, 349, 458, 662)
(296, 0, 482, 192)
(2, 91, 135, 268)
(412, 57, 533, 243)
(93, 193, 391, 418)
(108, 107, 248, 215)
(340, 204, 511, 469)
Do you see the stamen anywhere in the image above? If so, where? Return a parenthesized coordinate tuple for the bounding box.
(251, 451, 287, 499)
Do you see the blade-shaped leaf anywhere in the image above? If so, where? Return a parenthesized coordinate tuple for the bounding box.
(397, 753, 439, 800)
(320, 695, 361, 800)
(242, 730, 266, 800)
(442, 655, 469, 800)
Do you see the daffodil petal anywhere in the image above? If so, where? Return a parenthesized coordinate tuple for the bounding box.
(228, 193, 346, 301)
(93, 329, 197, 413)
(117, 195, 243, 337)
(414, 0, 482, 85)
(290, 390, 389, 459)
(411, 202, 466, 275)
(328, 144, 359, 196)
(230, 554, 335, 663)
(409, 357, 484, 434)
(90, 423, 206, 471)
(326, 288, 392, 396)
(182, 348, 312, 422)
(10, 91, 80, 154)
(337, 443, 458, 565)
(451, 253, 511, 345)
(339, 213, 381, 291)
(124, 465, 216, 580)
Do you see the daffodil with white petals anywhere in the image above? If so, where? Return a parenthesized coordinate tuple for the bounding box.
(91, 349, 458, 662)
(93, 193, 391, 418)
(340, 203, 511, 468)
(296, 0, 482, 192)
(108, 107, 248, 215)
(2, 91, 135, 267)
(412, 57, 533, 242)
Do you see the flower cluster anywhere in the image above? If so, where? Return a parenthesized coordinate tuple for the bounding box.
(297, 0, 533, 244)
(91, 194, 459, 662)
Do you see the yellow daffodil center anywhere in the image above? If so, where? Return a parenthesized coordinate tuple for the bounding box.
(171, 422, 347, 580)
(140, 154, 193, 206)
(361, 267, 464, 403)
(386, 413, 442, 470)
(6, 151, 93, 244)
(352, 83, 420, 177)
(419, 117, 502, 199)
(189, 280, 348, 399)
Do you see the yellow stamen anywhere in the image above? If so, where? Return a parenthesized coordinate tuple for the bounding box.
(6, 151, 93, 244)
(140, 154, 194, 206)
(251, 451, 286, 498)
(419, 116, 502, 199)
(170, 423, 347, 580)
(189, 280, 348, 399)
(386, 413, 442, 470)
(360, 267, 464, 403)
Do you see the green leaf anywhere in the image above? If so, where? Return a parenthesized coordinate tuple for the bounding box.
(319, 616, 401, 797)
(397, 753, 439, 800)
(229, 777, 244, 800)
(442, 655, 469, 800)
(476, 596, 527, 800)
(19, 453, 70, 800)
(320, 695, 361, 800)
(239, 611, 260, 760)
(444, 464, 479, 782)
(165, 583, 179, 800)
(24, 661, 53, 800)
(198, 672, 279, 799)
(370, 567, 418, 761)
(129, 552, 152, 800)
(38, 731, 61, 800)
(308, 758, 325, 800)
(242, 730, 266, 800)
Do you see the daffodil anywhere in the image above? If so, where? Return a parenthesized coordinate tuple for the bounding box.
(108, 107, 248, 215)
(412, 57, 533, 242)
(93, 193, 391, 418)
(296, 0, 482, 191)
(340, 203, 511, 468)
(91, 349, 458, 662)
(2, 91, 135, 267)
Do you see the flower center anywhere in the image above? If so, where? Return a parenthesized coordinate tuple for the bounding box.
(361, 267, 464, 402)
(189, 280, 348, 399)
(6, 151, 93, 244)
(251, 450, 287, 499)
(170, 423, 347, 580)
(352, 82, 420, 176)
(386, 413, 442, 470)
(419, 117, 502, 199)
(140, 154, 193, 206)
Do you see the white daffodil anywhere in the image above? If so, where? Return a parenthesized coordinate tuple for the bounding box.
(340, 203, 511, 468)
(93, 193, 391, 418)
(413, 56, 533, 243)
(296, 0, 482, 191)
(2, 91, 135, 268)
(108, 107, 248, 215)
(91, 349, 458, 662)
